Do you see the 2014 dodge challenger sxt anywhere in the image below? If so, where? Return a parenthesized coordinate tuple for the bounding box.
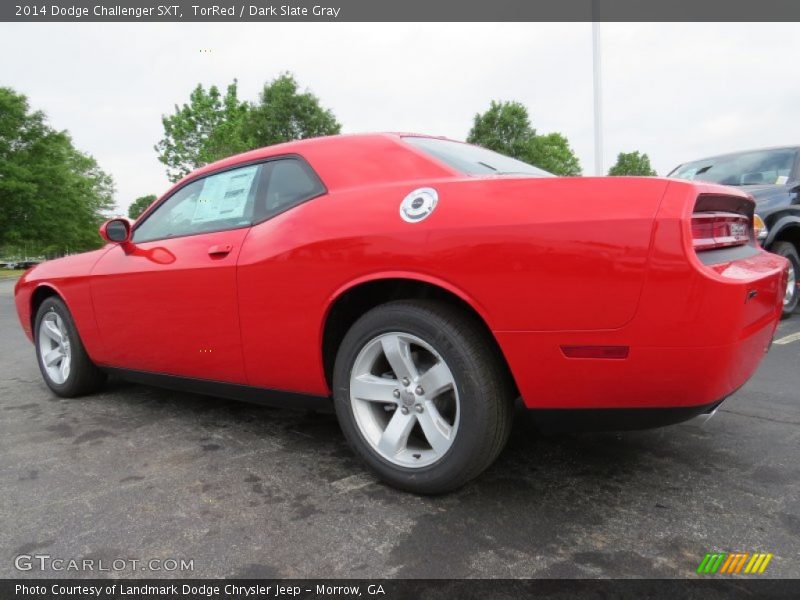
(14, 134, 788, 493)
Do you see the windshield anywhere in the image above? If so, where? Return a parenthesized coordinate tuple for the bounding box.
(404, 136, 554, 177)
(669, 148, 797, 186)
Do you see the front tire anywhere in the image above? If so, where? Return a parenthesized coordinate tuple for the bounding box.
(34, 297, 106, 397)
(332, 300, 515, 494)
(772, 241, 799, 318)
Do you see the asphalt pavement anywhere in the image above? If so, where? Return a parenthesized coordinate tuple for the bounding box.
(0, 277, 798, 578)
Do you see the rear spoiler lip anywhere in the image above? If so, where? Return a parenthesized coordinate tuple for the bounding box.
(693, 193, 755, 218)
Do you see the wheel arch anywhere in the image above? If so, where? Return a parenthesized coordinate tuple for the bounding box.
(320, 274, 517, 393)
(30, 283, 64, 333)
(765, 216, 800, 249)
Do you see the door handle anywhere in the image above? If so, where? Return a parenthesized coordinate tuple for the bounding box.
(207, 244, 233, 256)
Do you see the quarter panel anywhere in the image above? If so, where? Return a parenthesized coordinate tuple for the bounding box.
(503, 182, 785, 409)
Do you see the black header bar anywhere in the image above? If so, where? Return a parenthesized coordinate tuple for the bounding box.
(4, 0, 800, 22)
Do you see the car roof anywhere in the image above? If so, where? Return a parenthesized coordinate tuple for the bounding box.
(186, 133, 448, 179)
(164, 133, 463, 197)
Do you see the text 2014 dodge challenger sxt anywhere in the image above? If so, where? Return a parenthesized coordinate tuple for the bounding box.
(14, 134, 788, 493)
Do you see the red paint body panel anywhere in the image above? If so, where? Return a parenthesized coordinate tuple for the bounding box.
(89, 228, 250, 382)
(15, 249, 109, 359)
(499, 181, 785, 408)
(14, 134, 787, 412)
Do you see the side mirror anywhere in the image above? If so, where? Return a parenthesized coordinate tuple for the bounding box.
(99, 218, 132, 244)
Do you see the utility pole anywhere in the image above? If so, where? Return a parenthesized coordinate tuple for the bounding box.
(592, 5, 604, 176)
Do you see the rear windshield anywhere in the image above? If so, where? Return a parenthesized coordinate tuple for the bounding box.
(404, 136, 554, 177)
(669, 148, 798, 186)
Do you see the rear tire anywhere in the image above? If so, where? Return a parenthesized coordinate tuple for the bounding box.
(332, 300, 515, 494)
(772, 241, 799, 318)
(34, 297, 106, 397)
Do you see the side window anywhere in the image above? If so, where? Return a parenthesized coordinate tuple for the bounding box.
(256, 158, 325, 222)
(133, 164, 261, 243)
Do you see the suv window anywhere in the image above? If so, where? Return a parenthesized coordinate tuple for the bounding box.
(255, 158, 325, 222)
(133, 164, 261, 242)
(669, 148, 798, 186)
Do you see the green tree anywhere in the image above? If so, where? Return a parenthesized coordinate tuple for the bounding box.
(155, 73, 341, 183)
(467, 100, 581, 176)
(0, 87, 114, 257)
(247, 72, 341, 148)
(529, 133, 582, 177)
(608, 151, 657, 176)
(128, 194, 157, 220)
(155, 80, 251, 183)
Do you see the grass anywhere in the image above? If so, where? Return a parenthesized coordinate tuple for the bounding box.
(0, 268, 21, 278)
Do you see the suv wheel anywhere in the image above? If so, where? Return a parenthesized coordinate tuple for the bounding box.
(773, 241, 799, 318)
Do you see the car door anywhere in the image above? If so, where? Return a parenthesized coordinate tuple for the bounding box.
(90, 163, 264, 383)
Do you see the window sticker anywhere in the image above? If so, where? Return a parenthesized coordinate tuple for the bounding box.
(192, 166, 258, 224)
(776, 175, 788, 185)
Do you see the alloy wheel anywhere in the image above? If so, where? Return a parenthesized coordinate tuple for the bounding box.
(349, 332, 460, 468)
(38, 311, 71, 385)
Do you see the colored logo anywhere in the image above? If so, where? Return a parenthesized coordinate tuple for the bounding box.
(696, 552, 773, 575)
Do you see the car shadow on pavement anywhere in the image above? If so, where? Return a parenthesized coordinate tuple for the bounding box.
(96, 376, 724, 495)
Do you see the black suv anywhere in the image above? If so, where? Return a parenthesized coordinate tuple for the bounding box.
(669, 147, 800, 318)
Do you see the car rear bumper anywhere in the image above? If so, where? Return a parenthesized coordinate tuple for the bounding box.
(527, 399, 724, 432)
(498, 319, 778, 411)
(496, 248, 786, 415)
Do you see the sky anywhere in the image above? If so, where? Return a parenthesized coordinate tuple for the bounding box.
(2, 22, 799, 214)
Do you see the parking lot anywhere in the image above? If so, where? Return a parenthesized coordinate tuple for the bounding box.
(0, 277, 798, 579)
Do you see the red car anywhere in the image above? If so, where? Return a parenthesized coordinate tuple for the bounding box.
(14, 134, 788, 493)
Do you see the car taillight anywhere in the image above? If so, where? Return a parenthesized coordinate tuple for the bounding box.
(691, 212, 751, 251)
